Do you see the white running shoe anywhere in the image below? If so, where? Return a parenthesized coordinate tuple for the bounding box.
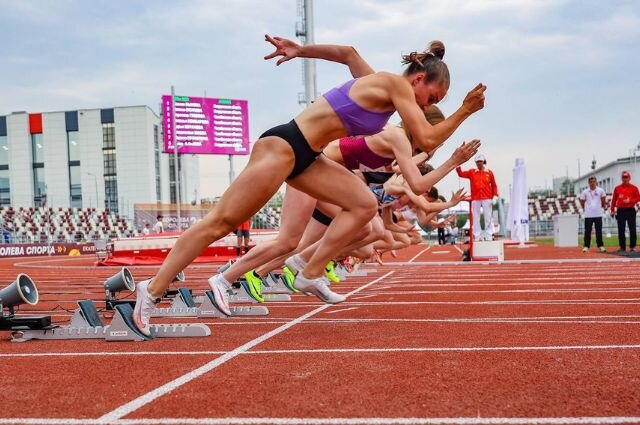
(208, 274, 232, 316)
(294, 273, 346, 304)
(132, 279, 157, 337)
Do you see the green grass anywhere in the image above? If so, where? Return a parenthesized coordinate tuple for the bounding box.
(533, 235, 622, 247)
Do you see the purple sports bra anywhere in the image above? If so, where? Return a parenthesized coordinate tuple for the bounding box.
(339, 136, 395, 171)
(323, 79, 395, 136)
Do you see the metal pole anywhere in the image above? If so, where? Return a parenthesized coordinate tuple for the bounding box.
(229, 155, 235, 184)
(303, 0, 317, 105)
(171, 85, 182, 230)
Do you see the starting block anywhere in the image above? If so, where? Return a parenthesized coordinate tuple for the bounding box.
(231, 279, 290, 302)
(11, 300, 211, 342)
(191, 279, 291, 304)
(262, 273, 293, 294)
(153, 288, 269, 318)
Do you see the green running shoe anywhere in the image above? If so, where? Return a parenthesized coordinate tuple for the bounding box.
(281, 266, 300, 293)
(242, 270, 265, 303)
(324, 260, 340, 283)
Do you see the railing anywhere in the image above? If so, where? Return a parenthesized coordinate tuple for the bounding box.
(529, 216, 623, 237)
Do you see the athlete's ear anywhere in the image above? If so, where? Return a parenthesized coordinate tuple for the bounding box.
(412, 73, 424, 86)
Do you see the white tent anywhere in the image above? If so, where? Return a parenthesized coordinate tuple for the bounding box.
(507, 158, 530, 245)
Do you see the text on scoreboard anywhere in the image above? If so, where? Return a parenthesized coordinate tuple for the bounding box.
(162, 95, 249, 155)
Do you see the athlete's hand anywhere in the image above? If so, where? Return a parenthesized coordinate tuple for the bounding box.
(450, 188, 467, 205)
(462, 83, 487, 115)
(450, 139, 481, 165)
(264, 34, 302, 65)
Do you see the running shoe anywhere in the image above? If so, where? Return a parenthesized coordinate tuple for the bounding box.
(294, 273, 346, 304)
(132, 279, 158, 337)
(280, 266, 300, 293)
(582, 247, 589, 253)
(324, 260, 341, 283)
(598, 246, 606, 253)
(242, 271, 265, 303)
(207, 274, 232, 316)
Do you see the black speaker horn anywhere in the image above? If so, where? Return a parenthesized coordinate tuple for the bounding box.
(104, 267, 135, 294)
(0, 274, 39, 309)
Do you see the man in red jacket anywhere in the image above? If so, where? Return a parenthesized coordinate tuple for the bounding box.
(610, 171, 640, 253)
(456, 154, 499, 241)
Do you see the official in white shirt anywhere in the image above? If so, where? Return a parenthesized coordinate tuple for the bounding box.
(579, 176, 607, 252)
(153, 215, 164, 234)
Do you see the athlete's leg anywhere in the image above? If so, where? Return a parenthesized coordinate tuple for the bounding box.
(255, 217, 327, 275)
(287, 156, 377, 279)
(221, 185, 316, 282)
(147, 137, 294, 297)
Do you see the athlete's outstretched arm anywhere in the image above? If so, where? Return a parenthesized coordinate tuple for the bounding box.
(387, 125, 480, 194)
(389, 74, 486, 152)
(264, 34, 375, 78)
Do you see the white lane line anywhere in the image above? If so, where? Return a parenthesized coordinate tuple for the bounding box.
(383, 281, 640, 287)
(386, 258, 640, 265)
(324, 307, 359, 314)
(97, 271, 394, 422)
(243, 344, 640, 354)
(408, 246, 431, 263)
(5, 341, 640, 359)
(338, 299, 640, 305)
(452, 244, 463, 254)
(3, 416, 640, 424)
(350, 294, 377, 300)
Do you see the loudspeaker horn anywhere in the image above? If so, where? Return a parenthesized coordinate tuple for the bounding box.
(0, 274, 39, 308)
(104, 267, 135, 293)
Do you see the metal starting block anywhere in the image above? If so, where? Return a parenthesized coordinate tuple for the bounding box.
(262, 273, 294, 294)
(231, 279, 291, 302)
(11, 300, 211, 342)
(153, 288, 269, 318)
(190, 280, 291, 304)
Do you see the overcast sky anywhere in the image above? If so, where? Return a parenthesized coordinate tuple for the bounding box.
(1, 0, 639, 200)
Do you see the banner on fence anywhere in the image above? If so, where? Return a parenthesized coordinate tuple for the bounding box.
(0, 243, 96, 258)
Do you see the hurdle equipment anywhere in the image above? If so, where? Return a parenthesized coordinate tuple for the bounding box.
(152, 287, 269, 318)
(11, 300, 211, 342)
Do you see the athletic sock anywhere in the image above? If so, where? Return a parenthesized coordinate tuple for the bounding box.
(217, 273, 231, 287)
(292, 254, 308, 270)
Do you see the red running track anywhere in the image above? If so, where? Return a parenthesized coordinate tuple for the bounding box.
(0, 244, 639, 425)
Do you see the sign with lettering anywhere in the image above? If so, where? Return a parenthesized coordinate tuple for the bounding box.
(162, 95, 249, 155)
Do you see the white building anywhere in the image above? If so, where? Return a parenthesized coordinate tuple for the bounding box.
(0, 106, 199, 218)
(573, 156, 640, 194)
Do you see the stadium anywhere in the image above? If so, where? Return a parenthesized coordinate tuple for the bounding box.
(1, 1, 639, 425)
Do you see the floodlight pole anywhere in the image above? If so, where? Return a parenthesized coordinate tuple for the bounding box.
(229, 155, 235, 185)
(296, 0, 317, 106)
(171, 85, 182, 230)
